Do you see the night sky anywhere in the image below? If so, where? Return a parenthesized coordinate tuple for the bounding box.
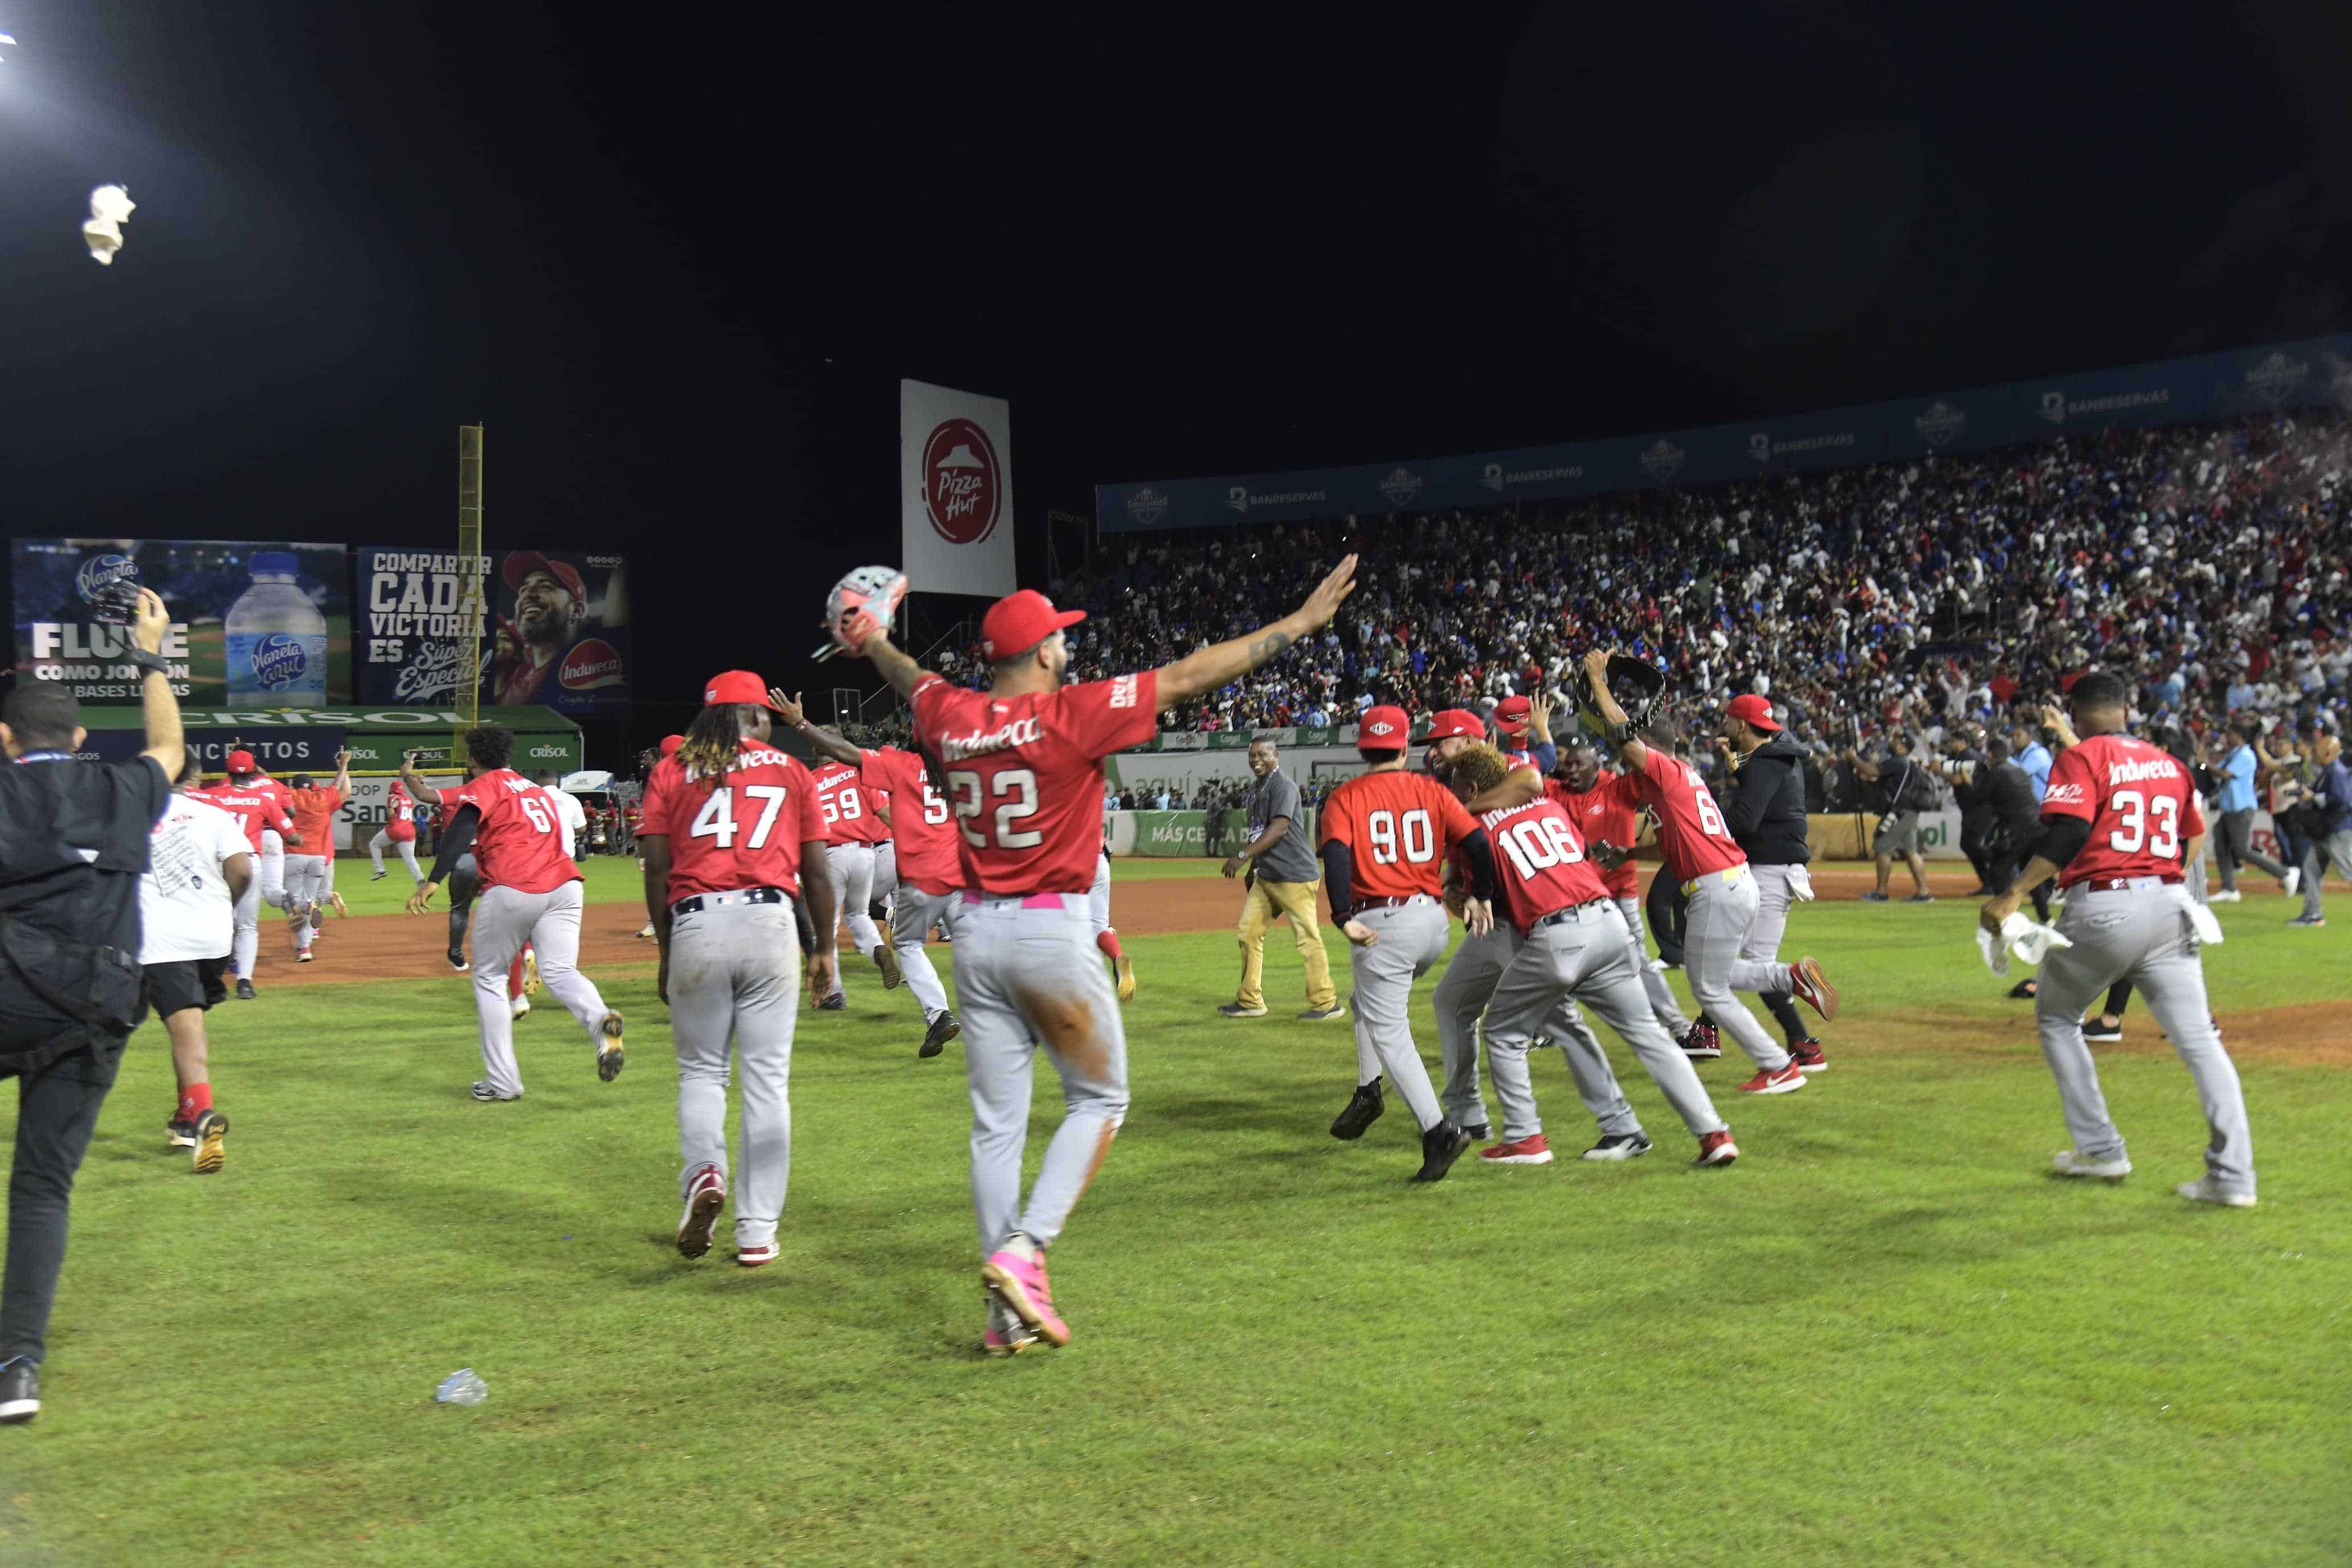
(5, 0, 2351, 741)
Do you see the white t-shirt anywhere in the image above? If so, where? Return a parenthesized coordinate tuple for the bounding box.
(551, 789, 587, 859)
(140, 793, 250, 964)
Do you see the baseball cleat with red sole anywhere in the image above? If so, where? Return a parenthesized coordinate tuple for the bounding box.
(676, 1166, 725, 1259)
(1694, 1130, 1740, 1166)
(1790, 958, 1839, 1022)
(597, 1012, 626, 1081)
(1679, 1020, 1721, 1059)
(1788, 1040, 1828, 1072)
(736, 1242, 778, 1268)
(1738, 1062, 1808, 1095)
(981, 1248, 1071, 1348)
(1479, 1133, 1554, 1165)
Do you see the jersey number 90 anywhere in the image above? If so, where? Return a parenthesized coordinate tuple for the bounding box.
(1365, 808, 1434, 865)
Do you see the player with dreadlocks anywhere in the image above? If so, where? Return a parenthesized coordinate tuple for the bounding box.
(637, 673, 838, 1266)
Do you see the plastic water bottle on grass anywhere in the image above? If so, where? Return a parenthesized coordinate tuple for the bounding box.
(435, 1368, 488, 1406)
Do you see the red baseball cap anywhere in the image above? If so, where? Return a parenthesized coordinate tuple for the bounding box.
(702, 671, 779, 709)
(1493, 694, 1533, 736)
(504, 550, 587, 602)
(981, 590, 1085, 661)
(1424, 709, 1485, 742)
(659, 733, 684, 757)
(226, 749, 256, 774)
(1726, 694, 1782, 732)
(1358, 705, 1410, 748)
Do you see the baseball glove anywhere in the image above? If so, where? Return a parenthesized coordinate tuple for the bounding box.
(814, 566, 909, 662)
(1573, 654, 1669, 737)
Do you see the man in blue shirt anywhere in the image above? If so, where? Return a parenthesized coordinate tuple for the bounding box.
(2288, 732, 2351, 928)
(2005, 717, 2053, 802)
(2210, 718, 2294, 903)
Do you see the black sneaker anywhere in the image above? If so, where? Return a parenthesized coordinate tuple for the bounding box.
(1461, 1122, 1491, 1140)
(370, 869, 387, 881)
(919, 1010, 962, 1060)
(166, 1117, 198, 1150)
(818, 992, 847, 1011)
(1583, 1132, 1654, 1162)
(2081, 1020, 2123, 1044)
(448, 953, 469, 973)
(1679, 1020, 1721, 1060)
(1412, 1121, 1473, 1183)
(1329, 1079, 1384, 1141)
(2007, 978, 2038, 999)
(235, 978, 256, 1001)
(0, 1358, 38, 1424)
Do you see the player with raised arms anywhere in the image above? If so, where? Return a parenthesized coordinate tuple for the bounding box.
(639, 673, 838, 1265)
(826, 556, 1358, 1355)
(1978, 670, 2255, 1205)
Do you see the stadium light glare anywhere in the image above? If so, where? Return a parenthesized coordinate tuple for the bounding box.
(0, 32, 17, 60)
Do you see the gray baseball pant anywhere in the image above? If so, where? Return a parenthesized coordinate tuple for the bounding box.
(284, 853, 329, 953)
(889, 884, 957, 1020)
(1683, 869, 1794, 1072)
(370, 831, 421, 880)
(2034, 884, 2253, 1196)
(1342, 899, 1451, 1132)
(1432, 925, 1627, 1137)
(871, 840, 897, 908)
(1089, 850, 1113, 933)
(822, 843, 883, 982)
(230, 873, 262, 981)
(2297, 829, 2352, 921)
(2214, 808, 2289, 892)
(954, 892, 1128, 1253)
(1737, 862, 1814, 1042)
(467, 880, 612, 1099)
(259, 829, 290, 912)
(669, 896, 802, 1250)
(1615, 895, 1691, 1035)
(1482, 902, 1728, 1143)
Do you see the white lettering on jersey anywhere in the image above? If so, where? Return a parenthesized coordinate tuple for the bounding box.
(2104, 757, 2180, 786)
(941, 715, 1044, 762)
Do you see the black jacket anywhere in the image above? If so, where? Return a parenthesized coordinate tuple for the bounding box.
(1984, 761, 2041, 836)
(1869, 757, 1938, 816)
(1722, 731, 1811, 865)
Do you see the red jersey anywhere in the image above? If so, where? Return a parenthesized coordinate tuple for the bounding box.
(1549, 769, 1644, 899)
(288, 786, 342, 853)
(2040, 733, 2206, 889)
(639, 741, 827, 901)
(443, 767, 581, 894)
(861, 746, 959, 894)
(1626, 746, 1746, 884)
(386, 785, 418, 842)
(910, 669, 1159, 897)
(810, 761, 888, 847)
(1475, 795, 1611, 932)
(1317, 767, 1478, 906)
(250, 778, 297, 844)
(198, 782, 295, 853)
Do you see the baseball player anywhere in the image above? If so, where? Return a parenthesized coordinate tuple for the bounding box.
(370, 778, 425, 884)
(640, 673, 837, 1265)
(767, 689, 963, 1058)
(1707, 695, 1824, 1071)
(1489, 692, 1559, 776)
(836, 558, 1358, 1354)
(639, 733, 683, 937)
(1579, 651, 1837, 1095)
(1421, 707, 1605, 1142)
(234, 753, 299, 921)
(196, 750, 302, 999)
(1550, 738, 1693, 1043)
(401, 726, 626, 1100)
(281, 751, 351, 963)
(1977, 671, 2255, 1206)
(1320, 704, 1498, 1182)
(1088, 828, 1135, 1003)
(807, 752, 902, 1007)
(144, 758, 251, 1173)
(1446, 744, 1737, 1166)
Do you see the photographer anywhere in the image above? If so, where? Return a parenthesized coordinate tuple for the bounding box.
(0, 587, 184, 1425)
(1852, 734, 1938, 903)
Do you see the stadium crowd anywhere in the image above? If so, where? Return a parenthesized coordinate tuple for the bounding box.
(1028, 414, 2351, 763)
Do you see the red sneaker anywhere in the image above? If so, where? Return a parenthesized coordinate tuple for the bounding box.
(1790, 958, 1839, 1022)
(1738, 1062, 1808, 1095)
(1679, 1020, 1721, 1059)
(1479, 1133, 1553, 1165)
(1787, 1040, 1828, 1073)
(675, 1164, 725, 1259)
(1694, 1130, 1739, 1166)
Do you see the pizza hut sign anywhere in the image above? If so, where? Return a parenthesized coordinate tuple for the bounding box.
(922, 418, 1004, 546)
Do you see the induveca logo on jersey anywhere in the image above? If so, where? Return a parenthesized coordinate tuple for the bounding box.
(922, 418, 1003, 545)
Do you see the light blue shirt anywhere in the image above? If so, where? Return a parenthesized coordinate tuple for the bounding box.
(2218, 744, 2258, 814)
(2016, 740, 2052, 803)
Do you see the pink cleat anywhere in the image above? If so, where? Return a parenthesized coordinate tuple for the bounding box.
(980, 1247, 1071, 1348)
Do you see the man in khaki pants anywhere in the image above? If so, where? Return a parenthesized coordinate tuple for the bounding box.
(1219, 738, 1343, 1021)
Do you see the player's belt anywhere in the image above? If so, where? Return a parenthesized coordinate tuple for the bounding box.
(1530, 899, 1610, 930)
(2075, 876, 2179, 893)
(671, 886, 788, 914)
(1681, 864, 1749, 897)
(1351, 894, 1436, 913)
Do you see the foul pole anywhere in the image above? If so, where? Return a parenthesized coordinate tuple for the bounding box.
(454, 425, 485, 766)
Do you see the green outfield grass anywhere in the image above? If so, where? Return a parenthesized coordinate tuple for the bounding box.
(2, 895, 2348, 1566)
